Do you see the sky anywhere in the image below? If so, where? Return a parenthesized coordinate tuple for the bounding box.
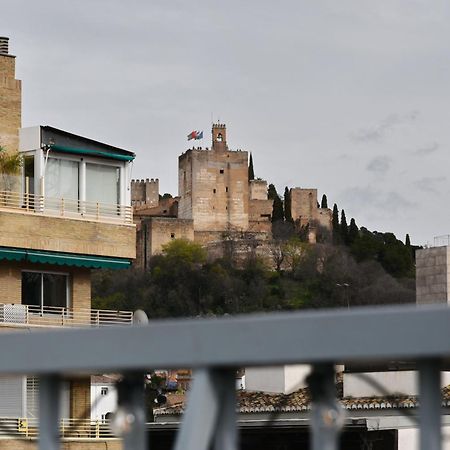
(3, 0, 450, 246)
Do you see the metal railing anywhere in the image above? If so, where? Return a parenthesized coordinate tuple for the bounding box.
(0, 190, 133, 224)
(434, 235, 450, 247)
(0, 304, 449, 449)
(0, 417, 114, 439)
(0, 303, 133, 328)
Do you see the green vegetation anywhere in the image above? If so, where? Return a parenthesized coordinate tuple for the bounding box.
(248, 153, 255, 181)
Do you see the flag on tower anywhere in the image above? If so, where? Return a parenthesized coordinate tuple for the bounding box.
(187, 130, 203, 141)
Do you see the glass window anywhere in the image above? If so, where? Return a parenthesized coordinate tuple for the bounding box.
(45, 158, 79, 200)
(86, 163, 120, 205)
(22, 272, 68, 309)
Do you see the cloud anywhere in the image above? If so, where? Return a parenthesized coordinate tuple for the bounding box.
(350, 111, 419, 143)
(366, 155, 392, 174)
(339, 185, 415, 215)
(411, 142, 439, 156)
(413, 176, 446, 193)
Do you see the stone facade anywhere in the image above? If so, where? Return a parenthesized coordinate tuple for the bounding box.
(0, 39, 21, 152)
(178, 124, 250, 232)
(416, 246, 449, 304)
(131, 178, 159, 208)
(290, 187, 332, 242)
(135, 217, 194, 268)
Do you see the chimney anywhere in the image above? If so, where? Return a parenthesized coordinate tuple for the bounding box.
(0, 37, 9, 55)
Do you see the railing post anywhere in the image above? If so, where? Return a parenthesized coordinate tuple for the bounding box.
(96, 420, 100, 439)
(308, 364, 343, 450)
(39, 374, 61, 450)
(419, 359, 442, 450)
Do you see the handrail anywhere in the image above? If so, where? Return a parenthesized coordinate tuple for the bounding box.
(0, 417, 115, 439)
(0, 303, 133, 328)
(0, 190, 133, 225)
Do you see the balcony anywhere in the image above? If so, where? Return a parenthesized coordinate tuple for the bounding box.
(0, 303, 133, 328)
(0, 190, 133, 224)
(0, 190, 136, 259)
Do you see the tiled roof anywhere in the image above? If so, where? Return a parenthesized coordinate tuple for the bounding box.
(155, 384, 450, 417)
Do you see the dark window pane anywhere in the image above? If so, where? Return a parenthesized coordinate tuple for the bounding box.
(43, 274, 67, 308)
(22, 272, 41, 306)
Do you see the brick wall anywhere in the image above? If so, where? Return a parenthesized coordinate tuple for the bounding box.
(70, 378, 91, 421)
(0, 261, 21, 303)
(0, 54, 21, 152)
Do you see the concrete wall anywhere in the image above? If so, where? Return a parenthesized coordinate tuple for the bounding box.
(178, 146, 249, 232)
(91, 382, 117, 421)
(0, 53, 21, 152)
(245, 365, 311, 394)
(416, 246, 449, 304)
(344, 371, 450, 397)
(0, 211, 136, 259)
(398, 427, 450, 450)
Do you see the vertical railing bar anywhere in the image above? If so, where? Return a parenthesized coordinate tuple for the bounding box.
(39, 374, 61, 450)
(419, 359, 442, 450)
(213, 369, 238, 450)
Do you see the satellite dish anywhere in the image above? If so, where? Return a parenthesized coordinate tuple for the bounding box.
(133, 310, 149, 325)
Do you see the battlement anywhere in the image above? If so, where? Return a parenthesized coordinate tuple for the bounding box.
(131, 178, 159, 208)
(212, 123, 226, 129)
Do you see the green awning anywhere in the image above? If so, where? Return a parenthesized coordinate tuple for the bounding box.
(0, 247, 131, 269)
(49, 144, 135, 162)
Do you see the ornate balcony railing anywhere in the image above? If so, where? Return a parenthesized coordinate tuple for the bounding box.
(0, 190, 133, 224)
(0, 303, 133, 328)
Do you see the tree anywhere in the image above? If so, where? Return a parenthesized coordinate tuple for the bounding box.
(321, 194, 328, 209)
(348, 218, 359, 244)
(248, 153, 255, 181)
(0, 145, 22, 190)
(332, 204, 340, 243)
(405, 234, 411, 246)
(284, 187, 293, 222)
(268, 184, 284, 223)
(340, 210, 348, 244)
(161, 239, 206, 265)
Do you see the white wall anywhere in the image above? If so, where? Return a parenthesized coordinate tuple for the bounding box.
(344, 371, 450, 397)
(90, 383, 117, 421)
(245, 365, 311, 394)
(398, 427, 450, 450)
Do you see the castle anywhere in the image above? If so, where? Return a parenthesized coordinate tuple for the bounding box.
(132, 123, 332, 267)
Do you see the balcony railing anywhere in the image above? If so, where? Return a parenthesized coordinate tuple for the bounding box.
(0, 417, 114, 439)
(0, 190, 133, 224)
(0, 304, 448, 449)
(0, 303, 134, 328)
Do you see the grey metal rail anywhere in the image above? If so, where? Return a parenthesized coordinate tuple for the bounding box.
(0, 303, 448, 450)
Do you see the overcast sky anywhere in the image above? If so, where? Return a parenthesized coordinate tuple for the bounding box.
(3, 0, 450, 245)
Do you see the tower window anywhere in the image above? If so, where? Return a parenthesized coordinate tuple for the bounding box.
(213, 189, 216, 194)
(217, 133, 223, 142)
(220, 169, 224, 174)
(226, 187, 228, 192)
(171, 233, 175, 239)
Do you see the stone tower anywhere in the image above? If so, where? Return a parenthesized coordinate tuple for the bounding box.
(178, 123, 249, 233)
(0, 37, 21, 152)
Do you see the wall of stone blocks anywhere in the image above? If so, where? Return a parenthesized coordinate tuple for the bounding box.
(0, 439, 123, 449)
(290, 188, 318, 222)
(0, 211, 136, 259)
(178, 149, 249, 232)
(416, 246, 449, 304)
(249, 180, 268, 200)
(131, 178, 159, 208)
(0, 54, 21, 152)
(70, 378, 91, 421)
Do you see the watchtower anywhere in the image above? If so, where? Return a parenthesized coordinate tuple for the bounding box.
(211, 123, 228, 152)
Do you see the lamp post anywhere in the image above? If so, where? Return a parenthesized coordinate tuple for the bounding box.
(336, 283, 350, 309)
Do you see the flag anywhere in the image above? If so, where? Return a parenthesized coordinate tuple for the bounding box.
(187, 130, 203, 141)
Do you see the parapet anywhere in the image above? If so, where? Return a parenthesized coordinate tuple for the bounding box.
(131, 178, 159, 207)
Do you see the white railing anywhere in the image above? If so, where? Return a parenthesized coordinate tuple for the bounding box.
(0, 417, 115, 439)
(0, 190, 133, 225)
(0, 303, 133, 328)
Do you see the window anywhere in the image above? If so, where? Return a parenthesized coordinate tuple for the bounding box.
(213, 189, 216, 194)
(22, 271, 69, 310)
(101, 387, 109, 396)
(220, 169, 224, 174)
(226, 187, 228, 192)
(45, 158, 79, 200)
(171, 233, 175, 239)
(86, 163, 120, 205)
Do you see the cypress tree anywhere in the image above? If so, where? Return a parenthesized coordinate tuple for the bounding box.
(321, 194, 328, 209)
(284, 187, 293, 222)
(348, 218, 359, 244)
(340, 209, 348, 244)
(405, 234, 411, 246)
(248, 153, 255, 181)
(332, 204, 340, 243)
(268, 184, 284, 223)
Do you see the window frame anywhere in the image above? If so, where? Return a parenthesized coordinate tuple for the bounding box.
(21, 269, 71, 312)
